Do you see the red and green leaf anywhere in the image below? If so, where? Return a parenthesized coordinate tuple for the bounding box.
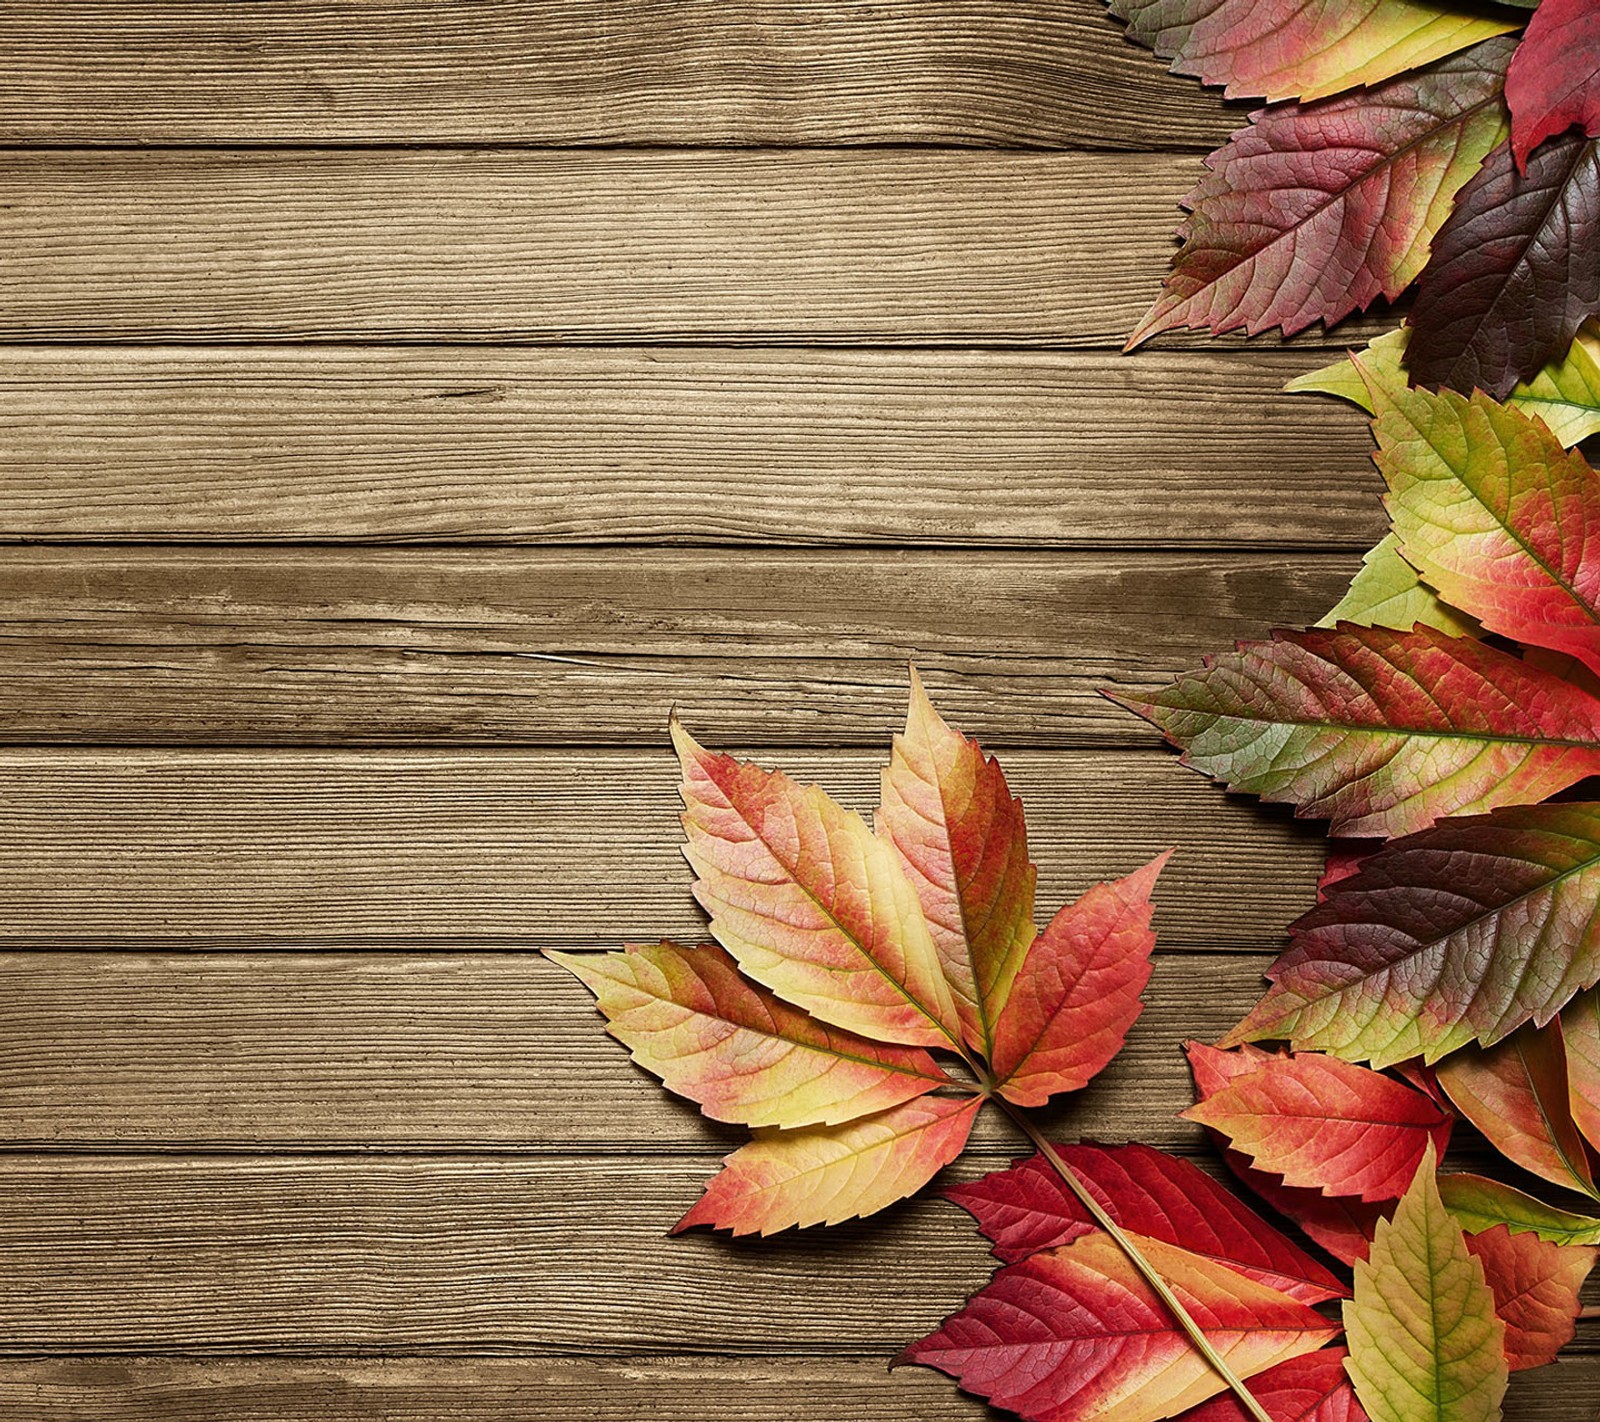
(1127, 39, 1511, 346)
(673, 719, 960, 1048)
(1174, 1349, 1366, 1422)
(1105, 0, 1515, 102)
(987, 857, 1166, 1107)
(1406, 132, 1600, 397)
(1506, 0, 1600, 171)
(548, 942, 948, 1128)
(900, 1231, 1339, 1422)
(672, 1092, 982, 1237)
(1562, 985, 1600, 1149)
(1463, 1223, 1597, 1370)
(947, 1140, 1347, 1302)
(1113, 622, 1600, 839)
(878, 668, 1036, 1058)
(1184, 1051, 1450, 1203)
(1228, 801, 1600, 1066)
(1436, 1018, 1598, 1197)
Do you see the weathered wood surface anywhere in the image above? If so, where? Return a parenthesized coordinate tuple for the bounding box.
(0, 2, 1241, 149)
(0, 548, 1356, 744)
(0, 749, 1326, 951)
(0, 949, 1274, 1151)
(0, 1153, 1589, 1355)
(0, 347, 1382, 545)
(2, 1356, 1595, 1421)
(0, 149, 1396, 346)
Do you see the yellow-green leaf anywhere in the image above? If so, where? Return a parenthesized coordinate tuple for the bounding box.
(1317, 532, 1480, 638)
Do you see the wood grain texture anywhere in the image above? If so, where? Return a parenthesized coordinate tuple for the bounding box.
(0, 548, 1357, 745)
(0, 347, 1384, 544)
(0, 748, 1326, 951)
(0, 1, 1241, 150)
(0, 1153, 1588, 1356)
(0, 949, 1272, 1151)
(2, 1356, 1595, 1421)
(0, 150, 1397, 346)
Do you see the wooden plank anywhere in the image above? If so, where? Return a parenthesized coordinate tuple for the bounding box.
(0, 150, 1397, 346)
(1, 1355, 1594, 1422)
(0, 548, 1358, 745)
(0, 748, 1326, 951)
(0, 347, 1384, 545)
(0, 1153, 1590, 1355)
(0, 949, 1272, 1151)
(0, 2, 1240, 150)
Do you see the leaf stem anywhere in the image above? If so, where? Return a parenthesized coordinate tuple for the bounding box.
(996, 1099, 1276, 1422)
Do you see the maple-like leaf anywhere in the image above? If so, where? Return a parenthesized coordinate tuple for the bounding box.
(1114, 622, 1600, 839)
(1360, 362, 1600, 678)
(1506, 0, 1600, 171)
(1186, 1042, 1389, 1266)
(672, 1093, 983, 1236)
(1344, 1146, 1508, 1422)
(900, 1231, 1339, 1422)
(1406, 132, 1600, 397)
(1184, 1051, 1450, 1203)
(1104, 0, 1515, 102)
(1561, 985, 1600, 1148)
(548, 942, 949, 1128)
(878, 668, 1036, 1058)
(1440, 1172, 1600, 1246)
(947, 1141, 1348, 1303)
(988, 858, 1165, 1107)
(1436, 1018, 1598, 1197)
(1290, 323, 1600, 448)
(1228, 802, 1600, 1066)
(1313, 533, 1478, 639)
(1126, 39, 1511, 347)
(1463, 1223, 1597, 1370)
(1174, 1349, 1366, 1422)
(673, 718, 960, 1049)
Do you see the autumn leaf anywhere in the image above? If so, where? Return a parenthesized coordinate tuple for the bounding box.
(1126, 39, 1511, 346)
(1506, 0, 1600, 171)
(1435, 1018, 1598, 1198)
(1439, 1172, 1600, 1246)
(1312, 533, 1478, 639)
(1184, 1051, 1451, 1203)
(1113, 622, 1600, 839)
(1561, 985, 1600, 1148)
(1405, 132, 1600, 397)
(1173, 1349, 1366, 1422)
(1344, 1145, 1508, 1422)
(1227, 802, 1600, 1066)
(1104, 0, 1515, 102)
(899, 1231, 1339, 1422)
(1463, 1223, 1597, 1370)
(947, 1141, 1348, 1302)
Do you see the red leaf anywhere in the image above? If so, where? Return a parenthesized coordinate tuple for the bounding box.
(1184, 1051, 1450, 1203)
(1175, 1349, 1366, 1422)
(1406, 133, 1600, 397)
(1317, 842, 1374, 901)
(899, 1231, 1339, 1422)
(1127, 39, 1512, 346)
(1185, 1043, 1389, 1265)
(1465, 1223, 1598, 1370)
(1563, 986, 1600, 1150)
(1507, 0, 1600, 171)
(947, 1141, 1347, 1302)
(989, 856, 1166, 1107)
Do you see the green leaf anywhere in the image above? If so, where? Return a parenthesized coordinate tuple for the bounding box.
(1439, 1172, 1600, 1247)
(1316, 532, 1480, 637)
(1345, 1145, 1508, 1422)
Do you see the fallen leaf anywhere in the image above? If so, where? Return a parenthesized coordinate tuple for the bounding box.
(1406, 132, 1600, 397)
(1105, 0, 1515, 102)
(1184, 1052, 1451, 1202)
(1174, 1349, 1366, 1422)
(1127, 39, 1511, 346)
(1463, 1223, 1597, 1370)
(1344, 1145, 1508, 1422)
(1439, 1172, 1600, 1246)
(1113, 622, 1600, 839)
(947, 1140, 1347, 1302)
(1312, 533, 1478, 639)
(900, 1231, 1338, 1422)
(548, 942, 949, 1128)
(1228, 802, 1600, 1066)
(1506, 0, 1600, 171)
(1561, 986, 1600, 1149)
(1436, 1018, 1598, 1197)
